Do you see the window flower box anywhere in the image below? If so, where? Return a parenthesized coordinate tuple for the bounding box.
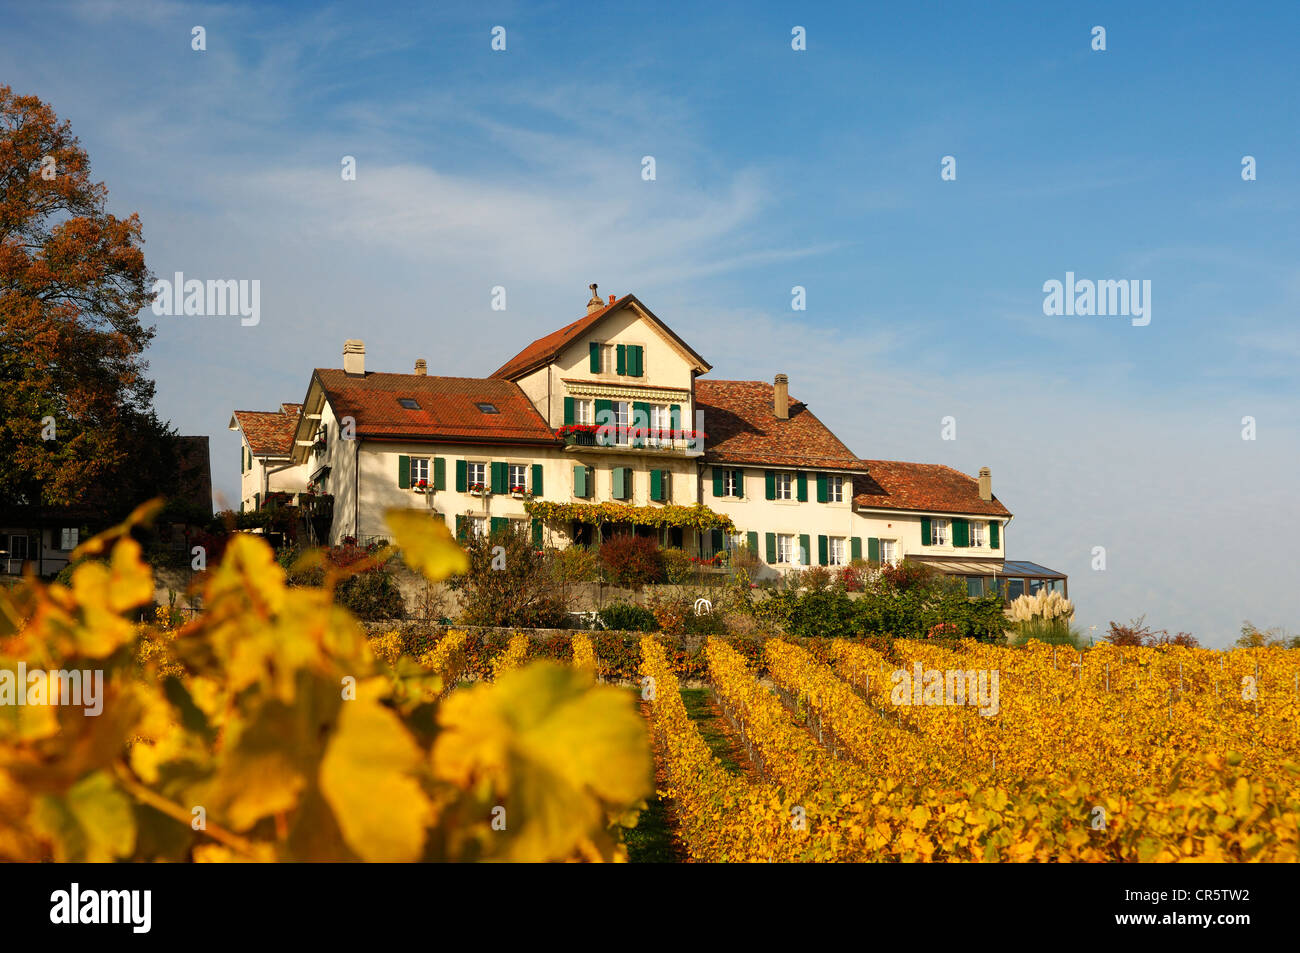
(413, 480, 432, 494)
(469, 483, 487, 497)
(511, 485, 527, 498)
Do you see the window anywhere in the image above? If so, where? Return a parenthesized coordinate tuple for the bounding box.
(60, 527, 79, 551)
(613, 401, 629, 445)
(828, 475, 844, 503)
(880, 539, 897, 566)
(603, 345, 617, 374)
(931, 518, 949, 545)
(508, 464, 527, 493)
(476, 402, 499, 414)
(724, 469, 740, 496)
(966, 577, 985, 597)
(467, 462, 486, 490)
(969, 521, 985, 547)
(575, 400, 592, 425)
(775, 472, 793, 500)
(411, 457, 430, 486)
(470, 517, 488, 538)
(828, 537, 846, 566)
(398, 398, 420, 410)
(1006, 578, 1025, 600)
(649, 405, 669, 445)
(776, 534, 795, 564)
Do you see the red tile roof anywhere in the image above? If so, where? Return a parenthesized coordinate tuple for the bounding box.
(695, 380, 869, 471)
(314, 369, 559, 445)
(231, 407, 300, 456)
(492, 297, 629, 379)
(853, 460, 1011, 517)
(491, 294, 711, 380)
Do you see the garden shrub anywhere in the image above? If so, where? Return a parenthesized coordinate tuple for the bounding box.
(447, 524, 569, 627)
(599, 535, 663, 587)
(551, 544, 600, 582)
(659, 547, 695, 584)
(598, 601, 659, 632)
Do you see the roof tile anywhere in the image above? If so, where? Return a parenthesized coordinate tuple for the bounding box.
(695, 380, 868, 471)
(853, 460, 1011, 517)
(315, 369, 558, 444)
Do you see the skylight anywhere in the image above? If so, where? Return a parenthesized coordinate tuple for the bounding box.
(398, 398, 420, 410)
(476, 402, 499, 414)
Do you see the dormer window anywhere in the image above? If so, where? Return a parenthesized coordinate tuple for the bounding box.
(398, 398, 420, 410)
(476, 402, 499, 414)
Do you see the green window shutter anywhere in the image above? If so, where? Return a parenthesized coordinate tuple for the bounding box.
(455, 459, 467, 492)
(765, 470, 776, 500)
(254, 492, 261, 511)
(765, 532, 777, 564)
(816, 473, 828, 503)
(953, 518, 969, 547)
(455, 515, 467, 540)
(531, 464, 543, 495)
(239, 501, 244, 513)
(818, 535, 828, 566)
(632, 345, 644, 377)
(434, 457, 446, 491)
(710, 528, 723, 553)
(594, 399, 613, 445)
(851, 537, 862, 561)
(490, 517, 508, 536)
(563, 396, 575, 425)
(616, 344, 626, 376)
(573, 464, 587, 499)
(398, 454, 411, 489)
(747, 531, 758, 555)
(531, 518, 543, 548)
(733, 468, 743, 498)
(796, 472, 808, 502)
(651, 469, 663, 501)
(669, 404, 681, 432)
(799, 534, 811, 566)
(493, 462, 510, 495)
(989, 521, 1000, 549)
(612, 467, 625, 500)
(632, 401, 650, 448)
(712, 467, 724, 497)
(589, 342, 600, 373)
(240, 447, 245, 473)
(868, 537, 880, 563)
(921, 516, 932, 546)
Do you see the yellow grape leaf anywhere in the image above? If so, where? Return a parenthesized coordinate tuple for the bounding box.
(66, 538, 154, 657)
(204, 534, 288, 614)
(319, 683, 432, 862)
(203, 702, 312, 831)
(432, 662, 650, 861)
(32, 770, 135, 862)
(384, 509, 469, 583)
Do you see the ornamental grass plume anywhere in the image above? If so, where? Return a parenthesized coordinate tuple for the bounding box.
(1006, 589, 1074, 623)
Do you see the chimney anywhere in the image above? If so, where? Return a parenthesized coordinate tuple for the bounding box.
(773, 373, 789, 420)
(586, 283, 603, 314)
(343, 339, 365, 376)
(609, 294, 616, 305)
(978, 467, 992, 501)
(414, 359, 427, 376)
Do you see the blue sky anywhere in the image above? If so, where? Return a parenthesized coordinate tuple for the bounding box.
(4, 0, 1298, 645)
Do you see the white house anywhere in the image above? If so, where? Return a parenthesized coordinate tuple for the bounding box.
(251, 285, 1063, 596)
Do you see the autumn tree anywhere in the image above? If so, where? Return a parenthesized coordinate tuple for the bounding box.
(0, 85, 177, 517)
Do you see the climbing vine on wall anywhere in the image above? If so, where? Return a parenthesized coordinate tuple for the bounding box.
(523, 500, 736, 534)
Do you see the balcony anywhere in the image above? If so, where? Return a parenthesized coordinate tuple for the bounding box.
(558, 426, 704, 457)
